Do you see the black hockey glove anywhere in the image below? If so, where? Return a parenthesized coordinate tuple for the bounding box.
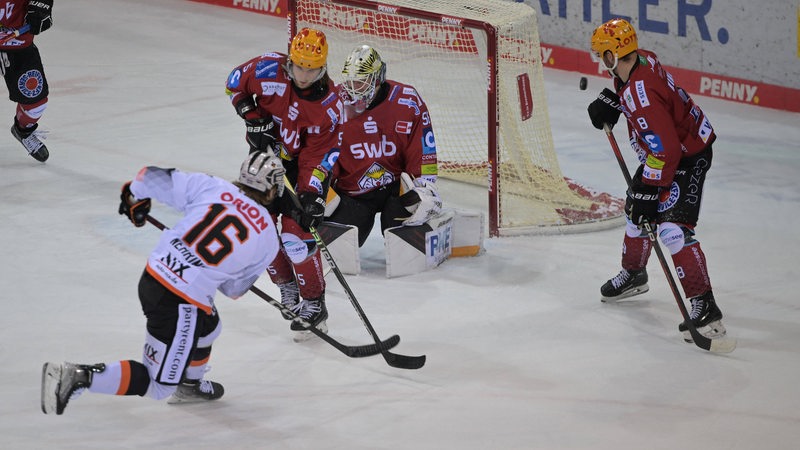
(245, 117, 277, 153)
(118, 182, 151, 228)
(625, 181, 660, 225)
(294, 192, 326, 231)
(26, 0, 53, 35)
(587, 88, 623, 130)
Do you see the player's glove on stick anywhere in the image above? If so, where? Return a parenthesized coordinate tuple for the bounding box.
(588, 88, 623, 130)
(625, 180, 660, 225)
(400, 176, 442, 226)
(295, 191, 326, 231)
(119, 182, 151, 227)
(26, 0, 53, 35)
(245, 117, 277, 153)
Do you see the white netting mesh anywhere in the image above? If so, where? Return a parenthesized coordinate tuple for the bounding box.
(294, 0, 623, 235)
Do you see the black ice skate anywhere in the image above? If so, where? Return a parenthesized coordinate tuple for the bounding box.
(41, 362, 105, 415)
(167, 379, 225, 404)
(679, 291, 726, 343)
(11, 119, 49, 162)
(290, 294, 328, 342)
(278, 281, 300, 320)
(600, 268, 649, 302)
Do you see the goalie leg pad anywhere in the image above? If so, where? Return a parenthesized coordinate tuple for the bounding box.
(317, 222, 360, 275)
(385, 210, 454, 278)
(449, 208, 485, 257)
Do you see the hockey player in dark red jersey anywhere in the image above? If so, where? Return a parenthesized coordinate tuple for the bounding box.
(2, 0, 53, 162)
(224, 28, 342, 339)
(586, 18, 726, 342)
(41, 151, 286, 415)
(325, 45, 441, 247)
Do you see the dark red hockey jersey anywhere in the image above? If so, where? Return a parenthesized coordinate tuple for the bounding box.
(225, 52, 341, 195)
(615, 49, 716, 188)
(0, 0, 37, 49)
(333, 80, 438, 196)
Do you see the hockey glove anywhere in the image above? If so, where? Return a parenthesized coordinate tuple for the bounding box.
(587, 88, 623, 130)
(26, 0, 53, 35)
(118, 182, 151, 228)
(399, 176, 442, 226)
(245, 117, 277, 153)
(294, 191, 326, 231)
(625, 181, 660, 225)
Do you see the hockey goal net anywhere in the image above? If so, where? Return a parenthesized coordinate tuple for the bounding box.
(290, 0, 624, 236)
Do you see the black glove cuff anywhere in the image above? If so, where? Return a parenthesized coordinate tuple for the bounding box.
(235, 97, 258, 119)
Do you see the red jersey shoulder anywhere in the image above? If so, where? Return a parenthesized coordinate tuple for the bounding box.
(618, 51, 672, 115)
(384, 81, 427, 115)
(226, 53, 290, 95)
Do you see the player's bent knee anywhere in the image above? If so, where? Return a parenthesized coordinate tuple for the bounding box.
(280, 232, 317, 264)
(658, 222, 697, 255)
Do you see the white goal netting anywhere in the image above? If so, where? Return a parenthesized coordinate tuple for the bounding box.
(293, 0, 624, 235)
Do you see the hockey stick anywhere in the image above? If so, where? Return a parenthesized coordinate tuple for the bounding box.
(0, 24, 30, 45)
(602, 124, 736, 353)
(144, 215, 400, 359)
(284, 177, 426, 369)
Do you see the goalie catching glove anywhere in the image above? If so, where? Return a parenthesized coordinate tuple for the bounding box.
(399, 173, 442, 226)
(118, 182, 151, 227)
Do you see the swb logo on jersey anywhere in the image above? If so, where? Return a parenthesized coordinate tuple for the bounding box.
(350, 134, 397, 158)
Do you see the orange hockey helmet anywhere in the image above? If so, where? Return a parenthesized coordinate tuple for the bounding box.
(290, 27, 328, 69)
(590, 18, 638, 61)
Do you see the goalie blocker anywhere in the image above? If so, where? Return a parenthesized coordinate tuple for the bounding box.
(317, 208, 484, 278)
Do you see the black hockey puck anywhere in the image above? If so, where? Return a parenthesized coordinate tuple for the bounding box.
(579, 77, 588, 90)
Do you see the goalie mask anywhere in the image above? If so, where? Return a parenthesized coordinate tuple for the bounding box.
(341, 45, 387, 114)
(239, 150, 285, 197)
(590, 18, 638, 73)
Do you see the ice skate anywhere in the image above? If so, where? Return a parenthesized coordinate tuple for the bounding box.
(41, 362, 104, 415)
(278, 281, 301, 320)
(167, 379, 225, 404)
(291, 294, 328, 342)
(11, 119, 49, 162)
(600, 268, 649, 302)
(679, 291, 726, 343)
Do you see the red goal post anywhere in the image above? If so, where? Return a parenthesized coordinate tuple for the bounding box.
(289, 0, 624, 236)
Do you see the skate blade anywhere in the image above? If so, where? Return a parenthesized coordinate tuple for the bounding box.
(292, 321, 329, 343)
(167, 394, 207, 405)
(41, 362, 62, 415)
(601, 284, 650, 303)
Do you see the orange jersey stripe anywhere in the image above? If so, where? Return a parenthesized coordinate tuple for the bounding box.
(145, 265, 213, 315)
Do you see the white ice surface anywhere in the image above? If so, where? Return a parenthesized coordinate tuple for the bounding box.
(2, 1, 799, 449)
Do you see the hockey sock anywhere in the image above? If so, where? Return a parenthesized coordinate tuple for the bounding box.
(671, 242, 712, 298)
(88, 360, 150, 396)
(267, 250, 297, 285)
(621, 230, 652, 270)
(15, 99, 47, 129)
(293, 250, 326, 299)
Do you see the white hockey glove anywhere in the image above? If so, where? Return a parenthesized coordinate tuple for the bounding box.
(399, 173, 442, 226)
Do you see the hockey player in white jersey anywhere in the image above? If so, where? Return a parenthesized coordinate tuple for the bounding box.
(41, 150, 285, 415)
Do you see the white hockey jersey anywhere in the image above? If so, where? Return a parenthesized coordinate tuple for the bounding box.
(130, 167, 279, 314)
